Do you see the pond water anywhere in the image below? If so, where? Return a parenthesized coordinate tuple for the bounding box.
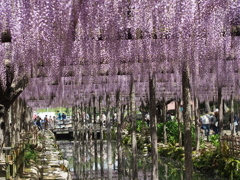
(57, 140, 218, 180)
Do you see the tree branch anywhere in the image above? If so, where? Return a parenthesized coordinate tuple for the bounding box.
(0, 75, 28, 113)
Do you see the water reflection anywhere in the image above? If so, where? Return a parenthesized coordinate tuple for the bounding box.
(57, 140, 215, 180)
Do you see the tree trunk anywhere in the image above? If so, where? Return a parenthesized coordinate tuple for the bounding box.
(157, 101, 162, 124)
(85, 104, 89, 179)
(224, 101, 229, 114)
(80, 103, 84, 178)
(88, 99, 93, 179)
(130, 76, 138, 180)
(140, 99, 146, 126)
(116, 90, 123, 179)
(182, 63, 193, 180)
(99, 96, 104, 179)
(1, 108, 10, 148)
(230, 94, 235, 135)
(0, 115, 4, 160)
(127, 103, 130, 122)
(93, 96, 98, 176)
(106, 94, 112, 180)
(121, 104, 126, 178)
(10, 105, 15, 147)
(237, 98, 239, 120)
(163, 99, 167, 144)
(205, 100, 211, 113)
(15, 100, 21, 148)
(149, 74, 158, 180)
(218, 87, 224, 148)
(176, 99, 182, 147)
(213, 97, 216, 111)
(194, 96, 200, 151)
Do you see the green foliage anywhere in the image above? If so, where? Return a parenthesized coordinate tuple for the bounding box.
(159, 141, 240, 178)
(190, 125, 197, 147)
(157, 120, 196, 147)
(37, 107, 72, 116)
(122, 134, 147, 150)
(179, 122, 197, 147)
(146, 144, 152, 152)
(136, 120, 148, 133)
(137, 158, 144, 168)
(103, 131, 107, 140)
(209, 134, 220, 148)
(158, 139, 240, 179)
(111, 129, 116, 140)
(223, 158, 240, 178)
(193, 142, 240, 179)
(126, 120, 149, 135)
(122, 136, 131, 146)
(126, 123, 132, 133)
(193, 150, 218, 172)
(157, 121, 181, 145)
(136, 135, 146, 149)
(158, 146, 184, 161)
(199, 136, 205, 149)
(25, 144, 38, 164)
(157, 121, 240, 179)
(38, 134, 44, 140)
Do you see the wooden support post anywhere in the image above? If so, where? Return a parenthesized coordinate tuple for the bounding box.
(149, 73, 158, 180)
(99, 96, 104, 179)
(106, 94, 112, 180)
(93, 96, 98, 177)
(163, 98, 167, 144)
(130, 75, 138, 180)
(6, 155, 11, 180)
(182, 62, 193, 180)
(116, 90, 123, 179)
(176, 99, 183, 147)
(88, 99, 93, 179)
(230, 94, 235, 136)
(194, 96, 200, 151)
(218, 87, 224, 150)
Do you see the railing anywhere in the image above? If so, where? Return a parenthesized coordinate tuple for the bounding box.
(221, 134, 240, 156)
(5, 126, 38, 180)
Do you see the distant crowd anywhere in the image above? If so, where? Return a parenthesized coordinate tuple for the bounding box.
(200, 109, 239, 137)
(33, 111, 68, 130)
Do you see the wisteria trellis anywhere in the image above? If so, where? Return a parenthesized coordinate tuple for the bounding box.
(0, 0, 239, 108)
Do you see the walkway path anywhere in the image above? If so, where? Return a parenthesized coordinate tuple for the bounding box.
(21, 130, 72, 180)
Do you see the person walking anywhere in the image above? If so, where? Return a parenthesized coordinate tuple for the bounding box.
(57, 111, 62, 120)
(201, 111, 211, 139)
(62, 113, 67, 124)
(48, 116, 53, 129)
(235, 115, 239, 134)
(62, 113, 67, 120)
(40, 118, 44, 129)
(229, 114, 239, 135)
(36, 116, 42, 130)
(211, 113, 218, 134)
(145, 113, 150, 127)
(44, 115, 48, 130)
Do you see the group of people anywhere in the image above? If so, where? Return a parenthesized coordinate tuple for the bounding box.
(144, 112, 174, 127)
(200, 110, 219, 137)
(34, 115, 55, 130)
(57, 111, 67, 121)
(201, 109, 240, 137)
(34, 111, 69, 130)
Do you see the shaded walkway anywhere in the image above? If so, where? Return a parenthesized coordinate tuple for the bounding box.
(21, 130, 72, 180)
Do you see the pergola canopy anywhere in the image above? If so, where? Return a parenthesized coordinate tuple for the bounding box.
(0, 0, 239, 108)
